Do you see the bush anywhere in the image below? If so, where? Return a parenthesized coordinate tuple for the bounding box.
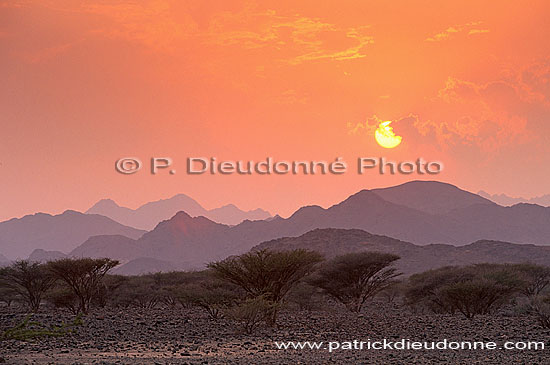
(404, 266, 461, 314)
(0, 286, 20, 307)
(150, 271, 191, 307)
(530, 295, 550, 329)
(308, 252, 401, 313)
(286, 282, 326, 311)
(113, 275, 161, 309)
(378, 280, 403, 305)
(47, 286, 80, 314)
(0, 261, 55, 312)
(208, 249, 323, 325)
(92, 274, 128, 308)
(176, 275, 242, 319)
(2, 314, 83, 341)
(405, 264, 523, 318)
(512, 264, 550, 297)
(225, 296, 278, 334)
(47, 258, 119, 314)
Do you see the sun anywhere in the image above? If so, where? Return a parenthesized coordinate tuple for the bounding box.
(375, 121, 402, 148)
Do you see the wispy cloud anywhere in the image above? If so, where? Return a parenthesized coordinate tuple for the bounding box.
(207, 9, 373, 64)
(4, 1, 374, 65)
(468, 29, 490, 35)
(426, 21, 489, 42)
(414, 76, 537, 153)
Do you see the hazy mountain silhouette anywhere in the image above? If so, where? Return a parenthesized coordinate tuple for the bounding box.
(86, 194, 271, 230)
(0, 210, 145, 259)
(254, 228, 550, 275)
(71, 181, 550, 270)
(206, 204, 272, 226)
(373, 180, 495, 214)
(70, 235, 143, 261)
(28, 249, 67, 262)
(478, 190, 550, 207)
(8, 181, 550, 269)
(112, 257, 182, 276)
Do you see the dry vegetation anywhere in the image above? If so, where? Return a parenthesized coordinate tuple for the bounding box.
(1, 251, 550, 363)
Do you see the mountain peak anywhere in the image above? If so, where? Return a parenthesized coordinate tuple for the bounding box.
(372, 180, 494, 215)
(334, 189, 386, 208)
(62, 209, 82, 215)
(172, 210, 194, 220)
(289, 205, 325, 219)
(88, 198, 120, 211)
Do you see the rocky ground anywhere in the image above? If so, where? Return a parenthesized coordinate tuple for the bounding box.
(0, 304, 549, 364)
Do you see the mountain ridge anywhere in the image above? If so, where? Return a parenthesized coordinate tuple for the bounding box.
(86, 194, 272, 230)
(69, 181, 550, 270)
(0, 210, 146, 259)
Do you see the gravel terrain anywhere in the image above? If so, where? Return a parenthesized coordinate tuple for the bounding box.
(1, 304, 549, 364)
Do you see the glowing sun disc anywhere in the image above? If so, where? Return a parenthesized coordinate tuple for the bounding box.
(375, 121, 402, 148)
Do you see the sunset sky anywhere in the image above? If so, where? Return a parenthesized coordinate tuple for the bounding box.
(1, 0, 549, 221)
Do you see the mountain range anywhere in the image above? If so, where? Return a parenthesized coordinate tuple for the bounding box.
(12, 227, 550, 276)
(86, 194, 271, 230)
(254, 228, 550, 275)
(2, 181, 550, 273)
(0, 210, 145, 259)
(67, 181, 550, 271)
(478, 191, 550, 207)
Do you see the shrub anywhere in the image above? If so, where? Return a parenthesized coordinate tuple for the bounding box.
(225, 296, 278, 334)
(47, 258, 119, 314)
(0, 261, 55, 312)
(176, 276, 241, 319)
(208, 249, 323, 324)
(2, 314, 83, 341)
(404, 266, 463, 314)
(440, 280, 511, 319)
(512, 264, 550, 297)
(150, 271, 207, 308)
(92, 274, 128, 308)
(308, 252, 401, 313)
(378, 280, 403, 304)
(113, 275, 161, 309)
(405, 264, 523, 318)
(530, 295, 550, 329)
(48, 286, 80, 314)
(286, 282, 326, 311)
(0, 286, 20, 307)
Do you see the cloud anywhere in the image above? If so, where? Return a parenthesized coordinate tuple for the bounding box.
(519, 58, 550, 106)
(426, 22, 489, 42)
(4, 1, 374, 65)
(414, 77, 537, 154)
(347, 115, 380, 136)
(207, 9, 373, 64)
(347, 114, 418, 137)
(349, 65, 549, 157)
(468, 29, 490, 35)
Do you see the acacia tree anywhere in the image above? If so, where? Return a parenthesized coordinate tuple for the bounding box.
(512, 264, 550, 297)
(208, 249, 323, 324)
(405, 264, 522, 319)
(47, 258, 119, 314)
(177, 279, 241, 319)
(309, 252, 401, 313)
(0, 261, 55, 312)
(0, 286, 20, 307)
(405, 266, 464, 314)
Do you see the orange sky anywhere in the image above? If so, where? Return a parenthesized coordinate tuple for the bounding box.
(1, 0, 549, 220)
